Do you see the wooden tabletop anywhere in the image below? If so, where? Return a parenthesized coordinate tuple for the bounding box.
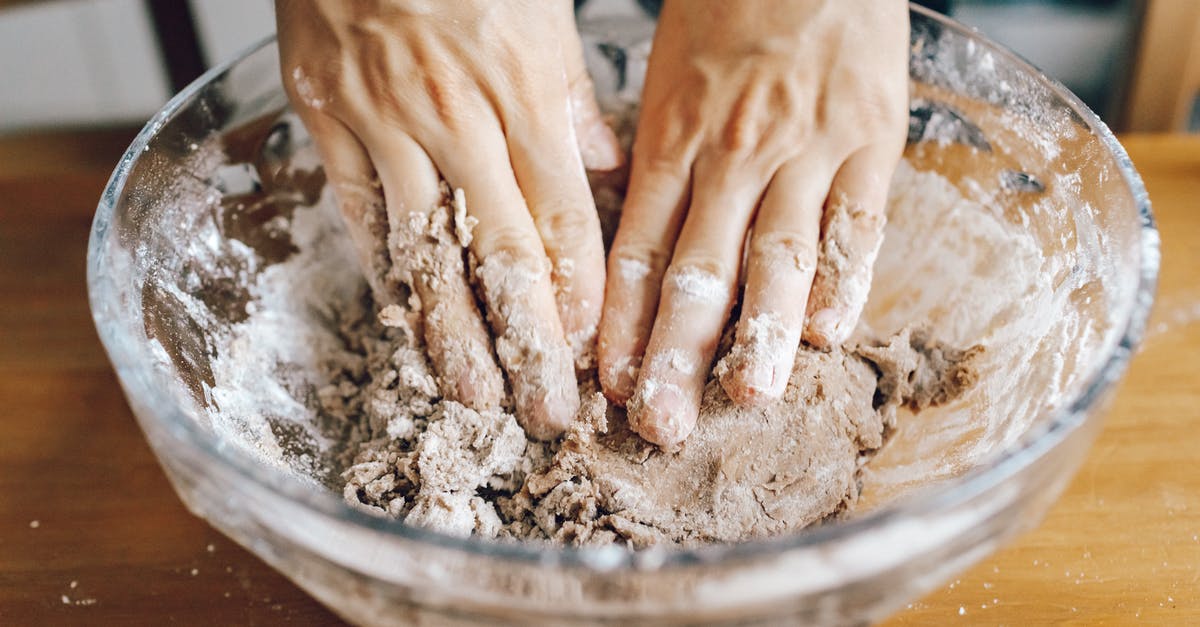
(1, 130, 1197, 625)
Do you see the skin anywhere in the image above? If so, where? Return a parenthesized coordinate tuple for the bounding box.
(275, 0, 622, 440)
(597, 0, 909, 447)
(277, 0, 909, 448)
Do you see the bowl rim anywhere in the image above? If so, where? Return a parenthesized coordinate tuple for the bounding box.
(89, 4, 1159, 572)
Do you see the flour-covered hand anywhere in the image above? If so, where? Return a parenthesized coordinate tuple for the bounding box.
(597, 0, 909, 447)
(277, 0, 622, 439)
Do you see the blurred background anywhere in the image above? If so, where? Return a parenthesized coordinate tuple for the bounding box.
(0, 0, 1196, 136)
(1, 3, 1197, 623)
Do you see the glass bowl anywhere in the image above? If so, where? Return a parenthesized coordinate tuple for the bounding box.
(88, 5, 1157, 625)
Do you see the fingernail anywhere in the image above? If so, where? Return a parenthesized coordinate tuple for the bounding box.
(723, 359, 786, 406)
(609, 371, 635, 406)
(580, 122, 624, 171)
(741, 360, 775, 395)
(630, 382, 692, 447)
(602, 356, 638, 406)
(645, 382, 685, 415)
(808, 308, 852, 347)
(525, 382, 580, 441)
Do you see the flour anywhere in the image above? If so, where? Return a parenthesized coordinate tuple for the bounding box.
(300, 180, 980, 545)
(149, 92, 1111, 548)
(715, 312, 801, 399)
(668, 265, 728, 304)
(616, 256, 651, 283)
(801, 193, 889, 349)
(290, 66, 327, 110)
(174, 156, 1000, 545)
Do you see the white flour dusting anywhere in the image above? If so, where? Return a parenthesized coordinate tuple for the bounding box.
(617, 256, 651, 283)
(137, 89, 1121, 539)
(290, 66, 328, 110)
(169, 154, 1101, 512)
(669, 266, 727, 303)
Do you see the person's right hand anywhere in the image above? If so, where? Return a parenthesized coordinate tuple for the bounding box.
(276, 0, 622, 440)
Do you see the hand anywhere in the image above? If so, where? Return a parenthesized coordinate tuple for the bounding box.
(276, 0, 622, 439)
(597, 0, 909, 447)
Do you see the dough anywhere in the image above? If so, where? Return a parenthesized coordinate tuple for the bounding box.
(501, 330, 979, 546)
(324, 193, 982, 546)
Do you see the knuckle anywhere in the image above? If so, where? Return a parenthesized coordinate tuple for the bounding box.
(610, 239, 670, 283)
(629, 152, 689, 186)
(708, 103, 796, 170)
(567, 70, 598, 106)
(663, 256, 736, 303)
(283, 64, 336, 113)
(865, 89, 905, 124)
(750, 230, 818, 272)
(475, 224, 544, 265)
(534, 204, 597, 250)
(667, 256, 734, 282)
(624, 156, 690, 213)
(632, 108, 701, 165)
(716, 110, 767, 157)
(424, 84, 477, 136)
(836, 91, 906, 143)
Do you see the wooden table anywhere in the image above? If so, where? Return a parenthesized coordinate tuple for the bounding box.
(1, 130, 1197, 625)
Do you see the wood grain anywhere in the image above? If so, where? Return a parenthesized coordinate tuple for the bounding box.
(0, 127, 342, 625)
(0, 131, 1197, 625)
(1123, 0, 1200, 132)
(886, 134, 1200, 624)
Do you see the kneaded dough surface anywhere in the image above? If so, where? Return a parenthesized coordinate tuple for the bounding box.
(329, 261, 980, 547)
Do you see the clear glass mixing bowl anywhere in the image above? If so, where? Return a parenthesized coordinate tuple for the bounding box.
(88, 6, 1158, 625)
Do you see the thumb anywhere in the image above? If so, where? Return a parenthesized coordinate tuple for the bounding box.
(557, 7, 624, 171)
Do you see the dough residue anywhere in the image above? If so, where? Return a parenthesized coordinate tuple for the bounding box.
(177, 126, 987, 549)
(326, 186, 982, 545)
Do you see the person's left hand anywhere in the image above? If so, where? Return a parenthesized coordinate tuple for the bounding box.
(597, 0, 910, 448)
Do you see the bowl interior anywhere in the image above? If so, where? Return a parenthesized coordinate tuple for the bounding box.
(89, 7, 1152, 561)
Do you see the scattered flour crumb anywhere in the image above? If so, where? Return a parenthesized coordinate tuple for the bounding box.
(669, 266, 726, 303)
(451, 188, 477, 247)
(653, 348, 696, 376)
(59, 593, 96, 606)
(290, 67, 327, 110)
(378, 304, 406, 328)
(617, 256, 651, 283)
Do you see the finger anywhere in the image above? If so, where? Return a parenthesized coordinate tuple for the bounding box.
(367, 132, 505, 411)
(803, 144, 898, 349)
(296, 111, 398, 303)
(717, 157, 832, 405)
(554, 1, 623, 171)
(505, 98, 607, 370)
(627, 156, 765, 448)
(596, 154, 692, 405)
(424, 126, 580, 440)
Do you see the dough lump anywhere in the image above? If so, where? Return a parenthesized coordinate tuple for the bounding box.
(325, 197, 982, 547)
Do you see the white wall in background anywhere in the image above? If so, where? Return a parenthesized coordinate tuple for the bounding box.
(954, 1, 1133, 116)
(0, 0, 276, 133)
(189, 0, 275, 68)
(0, 0, 169, 132)
(0, 0, 1134, 132)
